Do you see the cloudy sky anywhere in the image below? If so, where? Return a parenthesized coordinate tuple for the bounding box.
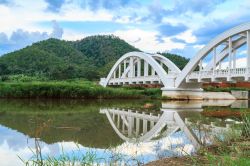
(0, 0, 250, 58)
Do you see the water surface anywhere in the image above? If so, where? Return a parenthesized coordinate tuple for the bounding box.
(0, 99, 247, 165)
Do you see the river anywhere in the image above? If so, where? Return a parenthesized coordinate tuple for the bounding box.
(0, 99, 247, 165)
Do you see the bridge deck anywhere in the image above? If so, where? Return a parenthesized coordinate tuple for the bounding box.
(187, 68, 249, 82)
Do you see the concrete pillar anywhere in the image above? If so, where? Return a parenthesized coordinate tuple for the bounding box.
(228, 37, 232, 79)
(129, 57, 134, 78)
(118, 64, 121, 78)
(199, 59, 202, 71)
(247, 31, 250, 80)
(113, 70, 116, 78)
(128, 110, 132, 137)
(160, 61, 163, 67)
(233, 50, 236, 69)
(137, 59, 141, 77)
(122, 120, 125, 133)
(143, 119, 147, 134)
(212, 47, 216, 81)
(136, 112, 140, 137)
(133, 62, 136, 77)
(117, 114, 120, 128)
(198, 59, 202, 82)
(123, 60, 126, 77)
(142, 113, 147, 134)
(151, 67, 155, 76)
(149, 113, 154, 129)
(213, 47, 216, 71)
(144, 61, 148, 76)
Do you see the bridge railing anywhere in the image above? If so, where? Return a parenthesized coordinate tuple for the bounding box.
(188, 67, 249, 80)
(108, 75, 161, 85)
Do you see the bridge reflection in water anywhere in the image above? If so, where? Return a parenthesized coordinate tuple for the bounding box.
(100, 100, 242, 157)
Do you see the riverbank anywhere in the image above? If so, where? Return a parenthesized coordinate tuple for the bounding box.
(1, 78, 250, 100)
(147, 110, 250, 166)
(147, 141, 250, 166)
(0, 80, 162, 99)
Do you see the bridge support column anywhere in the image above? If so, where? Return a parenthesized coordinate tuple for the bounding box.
(137, 59, 141, 77)
(246, 31, 250, 81)
(198, 59, 202, 82)
(233, 50, 236, 69)
(212, 47, 216, 82)
(161, 87, 203, 100)
(129, 57, 134, 83)
(118, 64, 121, 78)
(123, 60, 127, 77)
(151, 67, 155, 76)
(144, 61, 148, 76)
(227, 37, 232, 82)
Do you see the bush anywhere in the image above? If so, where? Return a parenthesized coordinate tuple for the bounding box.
(0, 81, 161, 99)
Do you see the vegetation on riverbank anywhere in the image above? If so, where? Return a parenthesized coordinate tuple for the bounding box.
(147, 111, 250, 166)
(0, 79, 162, 99)
(204, 86, 250, 92)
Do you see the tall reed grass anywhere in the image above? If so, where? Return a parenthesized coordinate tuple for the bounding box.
(0, 81, 161, 99)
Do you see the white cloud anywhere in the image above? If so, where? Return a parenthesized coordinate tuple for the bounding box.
(113, 29, 185, 53)
(175, 30, 197, 44)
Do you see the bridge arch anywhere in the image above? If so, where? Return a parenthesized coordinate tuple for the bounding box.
(175, 22, 250, 88)
(100, 51, 180, 87)
(101, 108, 180, 142)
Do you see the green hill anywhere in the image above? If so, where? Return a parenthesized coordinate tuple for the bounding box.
(70, 35, 140, 76)
(0, 35, 189, 80)
(160, 52, 189, 70)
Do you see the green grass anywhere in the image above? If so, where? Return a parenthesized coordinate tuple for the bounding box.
(0, 80, 162, 99)
(204, 86, 250, 92)
(193, 112, 250, 166)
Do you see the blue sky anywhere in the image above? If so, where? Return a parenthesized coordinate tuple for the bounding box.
(0, 0, 250, 58)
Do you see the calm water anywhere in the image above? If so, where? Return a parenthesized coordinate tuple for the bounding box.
(0, 99, 247, 165)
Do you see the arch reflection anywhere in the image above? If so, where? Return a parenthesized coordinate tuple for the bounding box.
(101, 100, 243, 150)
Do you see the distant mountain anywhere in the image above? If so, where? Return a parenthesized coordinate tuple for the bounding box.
(0, 35, 138, 80)
(69, 35, 140, 76)
(0, 35, 189, 80)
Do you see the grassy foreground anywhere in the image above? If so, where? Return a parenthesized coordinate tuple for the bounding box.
(0, 80, 161, 99)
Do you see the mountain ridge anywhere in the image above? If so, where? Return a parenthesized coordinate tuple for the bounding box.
(0, 35, 189, 80)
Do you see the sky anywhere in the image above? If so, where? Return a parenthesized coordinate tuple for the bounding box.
(0, 0, 250, 58)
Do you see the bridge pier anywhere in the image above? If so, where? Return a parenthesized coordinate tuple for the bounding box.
(162, 87, 203, 100)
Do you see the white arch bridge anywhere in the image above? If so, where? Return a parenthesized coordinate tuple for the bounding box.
(100, 23, 250, 99)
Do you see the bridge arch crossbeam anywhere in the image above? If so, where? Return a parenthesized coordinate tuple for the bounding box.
(100, 52, 179, 87)
(176, 23, 250, 88)
(204, 36, 246, 71)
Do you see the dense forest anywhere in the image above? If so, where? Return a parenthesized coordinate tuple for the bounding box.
(0, 35, 189, 80)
